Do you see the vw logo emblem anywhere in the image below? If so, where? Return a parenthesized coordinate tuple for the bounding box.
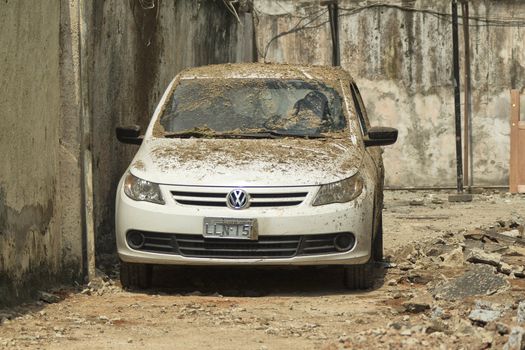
(226, 189, 250, 209)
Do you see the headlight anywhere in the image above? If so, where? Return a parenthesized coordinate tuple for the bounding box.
(124, 172, 165, 204)
(312, 174, 364, 206)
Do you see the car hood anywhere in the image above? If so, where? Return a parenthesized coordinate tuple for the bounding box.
(129, 137, 363, 187)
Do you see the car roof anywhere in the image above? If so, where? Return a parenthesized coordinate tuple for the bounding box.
(177, 63, 354, 82)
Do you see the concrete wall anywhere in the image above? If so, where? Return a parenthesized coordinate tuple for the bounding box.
(87, 0, 254, 252)
(254, 0, 525, 187)
(0, 0, 83, 306)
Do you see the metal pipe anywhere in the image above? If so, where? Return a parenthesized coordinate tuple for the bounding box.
(452, 0, 464, 193)
(322, 0, 340, 66)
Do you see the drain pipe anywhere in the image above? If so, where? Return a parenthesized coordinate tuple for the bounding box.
(78, 0, 96, 282)
(321, 0, 340, 66)
(448, 0, 472, 202)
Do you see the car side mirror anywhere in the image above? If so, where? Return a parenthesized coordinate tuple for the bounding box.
(364, 126, 398, 147)
(116, 125, 143, 145)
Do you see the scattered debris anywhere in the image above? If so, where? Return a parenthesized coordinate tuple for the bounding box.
(518, 302, 525, 324)
(37, 291, 61, 304)
(466, 248, 502, 267)
(1, 191, 524, 349)
(468, 301, 503, 325)
(402, 301, 430, 314)
(409, 199, 425, 206)
(503, 327, 525, 350)
(430, 264, 509, 301)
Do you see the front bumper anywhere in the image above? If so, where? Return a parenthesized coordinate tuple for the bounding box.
(115, 181, 374, 266)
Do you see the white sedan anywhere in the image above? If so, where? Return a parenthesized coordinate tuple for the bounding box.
(115, 63, 397, 290)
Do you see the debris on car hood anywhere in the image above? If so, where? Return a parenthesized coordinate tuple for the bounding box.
(129, 137, 363, 186)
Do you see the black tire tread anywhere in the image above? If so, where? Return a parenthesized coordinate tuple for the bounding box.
(343, 264, 374, 290)
(120, 262, 152, 289)
(373, 214, 384, 262)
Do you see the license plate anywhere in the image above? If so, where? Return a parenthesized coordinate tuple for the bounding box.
(203, 218, 258, 240)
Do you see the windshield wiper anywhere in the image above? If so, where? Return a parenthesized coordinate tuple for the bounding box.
(164, 130, 270, 139)
(163, 130, 326, 139)
(242, 130, 326, 139)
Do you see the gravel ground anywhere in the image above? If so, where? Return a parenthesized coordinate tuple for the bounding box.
(1, 190, 525, 350)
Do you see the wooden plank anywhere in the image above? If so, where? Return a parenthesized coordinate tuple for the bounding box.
(510, 90, 520, 193)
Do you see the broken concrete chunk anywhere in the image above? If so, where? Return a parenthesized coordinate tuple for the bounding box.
(499, 262, 514, 275)
(430, 264, 508, 301)
(501, 230, 522, 238)
(503, 327, 525, 350)
(466, 248, 502, 268)
(468, 309, 502, 325)
(38, 291, 60, 304)
(518, 301, 525, 324)
(402, 301, 431, 314)
(448, 193, 473, 202)
(440, 247, 464, 268)
(493, 323, 512, 335)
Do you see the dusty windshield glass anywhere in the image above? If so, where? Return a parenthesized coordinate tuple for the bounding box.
(159, 79, 347, 137)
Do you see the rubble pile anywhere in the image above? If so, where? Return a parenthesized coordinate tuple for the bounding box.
(357, 217, 525, 349)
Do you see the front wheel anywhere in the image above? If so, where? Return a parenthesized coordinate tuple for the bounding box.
(373, 214, 383, 262)
(120, 261, 153, 289)
(343, 263, 374, 290)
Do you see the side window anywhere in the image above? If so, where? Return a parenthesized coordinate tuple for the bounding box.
(350, 82, 371, 135)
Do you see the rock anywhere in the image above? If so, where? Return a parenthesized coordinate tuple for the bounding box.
(38, 291, 60, 304)
(501, 230, 522, 238)
(499, 262, 514, 275)
(400, 329, 412, 336)
(466, 248, 501, 267)
(440, 247, 464, 268)
(431, 198, 444, 205)
(518, 301, 525, 324)
(425, 319, 448, 334)
(503, 327, 525, 350)
(468, 309, 502, 325)
(464, 231, 485, 241)
(430, 264, 508, 300)
(497, 323, 511, 335)
(402, 301, 431, 314)
(407, 270, 433, 284)
(409, 199, 424, 206)
(387, 279, 397, 286)
(431, 306, 448, 320)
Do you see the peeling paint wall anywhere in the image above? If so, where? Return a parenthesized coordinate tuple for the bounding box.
(254, 0, 525, 187)
(88, 0, 254, 252)
(0, 0, 82, 306)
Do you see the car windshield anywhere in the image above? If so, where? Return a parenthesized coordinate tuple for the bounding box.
(158, 78, 347, 138)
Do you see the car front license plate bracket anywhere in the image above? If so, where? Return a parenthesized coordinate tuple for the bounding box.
(203, 218, 258, 240)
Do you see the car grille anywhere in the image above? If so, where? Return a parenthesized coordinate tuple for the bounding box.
(128, 231, 349, 259)
(170, 190, 308, 208)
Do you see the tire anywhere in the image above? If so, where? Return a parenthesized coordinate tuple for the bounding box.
(120, 261, 153, 289)
(373, 213, 384, 262)
(343, 263, 374, 290)
(343, 203, 382, 290)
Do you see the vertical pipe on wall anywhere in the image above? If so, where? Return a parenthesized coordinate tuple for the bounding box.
(78, 0, 96, 281)
(452, 0, 464, 193)
(462, 0, 472, 189)
(322, 0, 340, 66)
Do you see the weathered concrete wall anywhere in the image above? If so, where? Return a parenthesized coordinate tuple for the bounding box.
(0, 0, 82, 306)
(88, 0, 254, 252)
(254, 0, 525, 187)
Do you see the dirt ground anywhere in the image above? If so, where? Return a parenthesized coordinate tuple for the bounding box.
(1, 190, 525, 350)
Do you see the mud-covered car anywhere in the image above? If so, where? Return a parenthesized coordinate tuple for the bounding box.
(115, 63, 397, 290)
